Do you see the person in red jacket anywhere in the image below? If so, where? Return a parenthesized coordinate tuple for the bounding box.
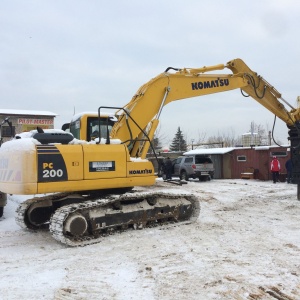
(271, 156, 281, 183)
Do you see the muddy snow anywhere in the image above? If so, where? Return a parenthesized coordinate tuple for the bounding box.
(0, 179, 300, 300)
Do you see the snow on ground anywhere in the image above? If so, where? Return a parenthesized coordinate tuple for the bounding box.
(0, 179, 300, 300)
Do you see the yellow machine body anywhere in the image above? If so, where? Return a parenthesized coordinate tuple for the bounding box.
(0, 140, 155, 195)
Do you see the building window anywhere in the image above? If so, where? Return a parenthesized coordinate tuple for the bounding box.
(270, 151, 287, 157)
(237, 155, 247, 162)
(1, 126, 15, 137)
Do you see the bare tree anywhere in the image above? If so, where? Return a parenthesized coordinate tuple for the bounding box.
(148, 125, 166, 154)
(195, 131, 207, 145)
(206, 128, 239, 147)
(248, 121, 269, 145)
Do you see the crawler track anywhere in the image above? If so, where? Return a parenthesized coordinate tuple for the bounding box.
(16, 192, 72, 230)
(16, 191, 200, 247)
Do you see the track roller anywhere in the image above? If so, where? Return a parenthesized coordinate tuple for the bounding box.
(64, 213, 88, 236)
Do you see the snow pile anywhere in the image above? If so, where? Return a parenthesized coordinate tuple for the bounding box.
(1, 129, 122, 150)
(0, 137, 39, 152)
(0, 179, 299, 299)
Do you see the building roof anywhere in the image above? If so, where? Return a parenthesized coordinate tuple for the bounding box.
(253, 145, 290, 151)
(184, 145, 290, 156)
(0, 109, 58, 117)
(184, 147, 235, 155)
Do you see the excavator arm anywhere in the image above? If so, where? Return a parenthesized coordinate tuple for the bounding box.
(110, 58, 298, 159)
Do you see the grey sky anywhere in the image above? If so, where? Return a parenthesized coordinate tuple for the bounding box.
(1, 0, 299, 146)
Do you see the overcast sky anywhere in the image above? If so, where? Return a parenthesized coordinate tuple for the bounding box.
(1, 0, 300, 146)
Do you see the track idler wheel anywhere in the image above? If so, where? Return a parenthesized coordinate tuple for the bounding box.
(64, 214, 88, 237)
(26, 201, 53, 228)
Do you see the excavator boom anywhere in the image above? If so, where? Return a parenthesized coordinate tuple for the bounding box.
(111, 58, 296, 159)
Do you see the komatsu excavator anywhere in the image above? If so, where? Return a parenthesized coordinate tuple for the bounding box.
(0, 58, 299, 246)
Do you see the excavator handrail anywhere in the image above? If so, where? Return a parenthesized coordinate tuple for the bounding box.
(97, 106, 158, 159)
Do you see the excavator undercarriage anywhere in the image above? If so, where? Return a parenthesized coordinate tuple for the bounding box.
(16, 190, 200, 247)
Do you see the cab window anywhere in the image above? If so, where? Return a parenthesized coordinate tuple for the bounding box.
(87, 117, 115, 141)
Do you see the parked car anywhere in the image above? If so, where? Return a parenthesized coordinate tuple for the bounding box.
(161, 155, 214, 181)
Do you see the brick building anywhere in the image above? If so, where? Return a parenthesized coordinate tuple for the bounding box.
(184, 145, 290, 181)
(0, 109, 57, 143)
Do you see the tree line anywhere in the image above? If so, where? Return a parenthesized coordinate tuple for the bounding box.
(152, 121, 281, 152)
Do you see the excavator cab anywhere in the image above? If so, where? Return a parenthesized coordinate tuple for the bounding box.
(62, 113, 117, 142)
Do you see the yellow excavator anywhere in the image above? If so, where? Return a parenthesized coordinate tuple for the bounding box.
(0, 58, 299, 246)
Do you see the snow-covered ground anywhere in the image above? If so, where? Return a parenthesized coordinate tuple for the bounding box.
(0, 179, 300, 300)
